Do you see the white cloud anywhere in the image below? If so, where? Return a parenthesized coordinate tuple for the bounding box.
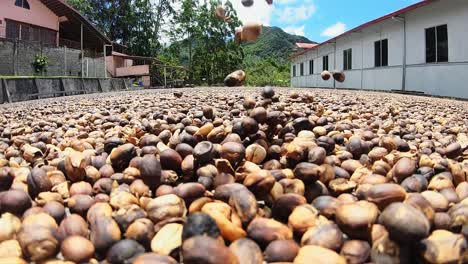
(284, 25, 305, 36)
(227, 0, 274, 25)
(276, 5, 316, 23)
(321, 22, 347, 37)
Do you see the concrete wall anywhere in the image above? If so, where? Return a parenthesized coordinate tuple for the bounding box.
(291, 0, 468, 99)
(0, 0, 59, 37)
(0, 39, 105, 77)
(0, 77, 132, 103)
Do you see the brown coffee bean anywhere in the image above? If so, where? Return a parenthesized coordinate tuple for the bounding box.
(392, 157, 416, 183)
(0, 190, 32, 216)
(89, 217, 121, 251)
(110, 144, 137, 172)
(404, 193, 435, 223)
(294, 245, 346, 264)
(420, 230, 467, 263)
(247, 217, 292, 248)
(294, 162, 321, 183)
(68, 194, 95, 216)
(243, 170, 275, 197)
(193, 141, 214, 165)
(379, 202, 430, 243)
(0, 213, 21, 242)
(17, 225, 58, 261)
(311, 195, 340, 219)
(264, 239, 299, 263)
(43, 201, 65, 223)
(301, 222, 344, 251)
(340, 240, 371, 264)
(106, 239, 145, 264)
(228, 189, 258, 225)
(27, 167, 52, 198)
(221, 142, 245, 167)
(138, 155, 162, 189)
(61, 236, 95, 263)
(70, 181, 93, 196)
(229, 238, 263, 264)
(272, 193, 306, 223)
(0, 168, 14, 191)
(133, 253, 178, 264)
(146, 194, 187, 223)
(56, 214, 89, 242)
(183, 235, 239, 264)
(335, 201, 379, 240)
(365, 183, 407, 210)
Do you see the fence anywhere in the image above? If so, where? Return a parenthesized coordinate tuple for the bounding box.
(0, 25, 106, 78)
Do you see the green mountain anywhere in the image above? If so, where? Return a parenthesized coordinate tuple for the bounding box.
(242, 26, 316, 65)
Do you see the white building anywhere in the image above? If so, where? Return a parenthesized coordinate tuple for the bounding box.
(290, 0, 468, 99)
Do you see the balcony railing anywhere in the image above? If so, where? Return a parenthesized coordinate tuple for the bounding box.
(115, 65, 150, 77)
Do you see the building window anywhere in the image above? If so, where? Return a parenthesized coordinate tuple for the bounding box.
(300, 63, 304, 76)
(15, 0, 30, 9)
(323, 55, 329, 71)
(375, 39, 388, 67)
(426, 25, 448, 63)
(5, 20, 56, 45)
(309, 60, 314, 75)
(292, 65, 296, 77)
(343, 48, 352, 70)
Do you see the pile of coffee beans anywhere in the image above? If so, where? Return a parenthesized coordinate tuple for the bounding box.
(0, 87, 466, 264)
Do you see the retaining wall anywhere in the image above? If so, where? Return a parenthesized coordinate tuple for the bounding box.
(0, 39, 105, 77)
(0, 77, 132, 103)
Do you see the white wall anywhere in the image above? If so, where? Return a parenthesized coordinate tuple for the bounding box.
(405, 0, 468, 98)
(291, 0, 468, 99)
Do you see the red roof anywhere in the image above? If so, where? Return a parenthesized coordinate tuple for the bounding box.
(296, 43, 318, 49)
(290, 0, 434, 60)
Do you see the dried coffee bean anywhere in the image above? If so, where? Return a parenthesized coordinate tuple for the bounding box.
(107, 239, 145, 264)
(61, 236, 95, 263)
(182, 236, 239, 264)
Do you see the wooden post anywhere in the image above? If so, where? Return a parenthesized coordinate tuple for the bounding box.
(59, 78, 65, 96)
(164, 67, 167, 88)
(1, 79, 12, 103)
(81, 23, 84, 78)
(64, 46, 67, 76)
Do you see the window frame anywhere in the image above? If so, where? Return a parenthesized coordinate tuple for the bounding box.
(425, 24, 448, 63)
(15, 0, 30, 9)
(292, 65, 296, 77)
(322, 55, 329, 71)
(309, 60, 314, 75)
(374, 39, 388, 67)
(5, 19, 57, 45)
(343, 48, 352, 71)
(300, 62, 304, 76)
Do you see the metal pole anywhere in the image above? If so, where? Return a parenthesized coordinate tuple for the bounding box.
(81, 23, 84, 78)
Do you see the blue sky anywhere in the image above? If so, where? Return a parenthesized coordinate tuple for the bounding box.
(229, 0, 421, 42)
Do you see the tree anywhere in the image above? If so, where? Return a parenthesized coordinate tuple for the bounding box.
(166, 0, 243, 84)
(67, 0, 174, 56)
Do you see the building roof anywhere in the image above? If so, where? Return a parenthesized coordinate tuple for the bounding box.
(39, 0, 111, 50)
(290, 0, 435, 60)
(295, 43, 318, 49)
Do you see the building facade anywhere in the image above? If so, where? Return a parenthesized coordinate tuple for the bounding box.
(290, 0, 468, 99)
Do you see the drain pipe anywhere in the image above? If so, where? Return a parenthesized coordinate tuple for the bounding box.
(392, 15, 406, 91)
